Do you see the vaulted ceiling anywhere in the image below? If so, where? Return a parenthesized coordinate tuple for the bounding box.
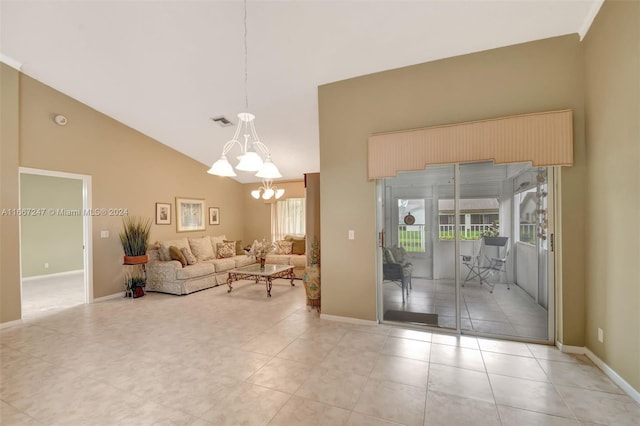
(1, 0, 602, 183)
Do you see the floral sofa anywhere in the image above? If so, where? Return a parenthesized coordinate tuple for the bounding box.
(265, 235, 307, 278)
(145, 235, 255, 295)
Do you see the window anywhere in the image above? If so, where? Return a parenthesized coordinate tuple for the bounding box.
(271, 198, 305, 241)
(438, 198, 499, 240)
(398, 199, 425, 252)
(517, 188, 536, 245)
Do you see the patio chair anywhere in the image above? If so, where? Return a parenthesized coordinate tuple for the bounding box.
(383, 246, 413, 303)
(461, 236, 510, 293)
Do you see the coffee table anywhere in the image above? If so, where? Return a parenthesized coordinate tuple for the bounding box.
(226, 263, 295, 297)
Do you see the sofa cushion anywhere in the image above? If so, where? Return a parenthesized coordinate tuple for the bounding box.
(169, 246, 187, 267)
(390, 245, 408, 264)
(148, 248, 162, 262)
(189, 236, 215, 261)
(158, 238, 190, 261)
(291, 237, 305, 255)
(175, 262, 216, 279)
(217, 242, 235, 258)
(210, 235, 227, 258)
(290, 255, 307, 268)
(383, 247, 397, 264)
(275, 240, 293, 255)
(181, 247, 197, 265)
(208, 257, 236, 272)
(265, 254, 291, 265)
(225, 239, 245, 255)
(234, 255, 255, 268)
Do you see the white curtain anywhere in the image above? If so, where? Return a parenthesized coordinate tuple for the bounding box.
(271, 198, 306, 241)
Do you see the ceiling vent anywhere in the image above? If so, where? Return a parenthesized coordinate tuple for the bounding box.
(211, 116, 233, 127)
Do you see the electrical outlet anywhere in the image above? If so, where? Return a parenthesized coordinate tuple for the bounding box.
(44, 262, 49, 269)
(598, 328, 604, 343)
(101, 230, 109, 238)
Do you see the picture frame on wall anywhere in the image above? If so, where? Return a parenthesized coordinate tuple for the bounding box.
(155, 202, 171, 225)
(209, 207, 220, 225)
(176, 197, 206, 232)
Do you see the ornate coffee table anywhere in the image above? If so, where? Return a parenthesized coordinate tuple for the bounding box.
(226, 263, 295, 297)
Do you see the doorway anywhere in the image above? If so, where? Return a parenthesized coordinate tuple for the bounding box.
(379, 161, 555, 343)
(19, 168, 93, 319)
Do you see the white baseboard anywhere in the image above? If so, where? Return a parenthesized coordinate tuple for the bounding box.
(92, 292, 124, 303)
(0, 319, 23, 329)
(320, 313, 378, 326)
(22, 269, 83, 282)
(558, 343, 640, 404)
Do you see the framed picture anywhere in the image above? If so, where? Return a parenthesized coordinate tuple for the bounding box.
(155, 203, 171, 225)
(175, 197, 205, 232)
(209, 207, 220, 225)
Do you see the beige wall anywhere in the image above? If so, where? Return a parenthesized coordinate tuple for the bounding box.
(319, 35, 587, 343)
(0, 72, 248, 320)
(20, 174, 84, 277)
(1, 64, 21, 323)
(583, 0, 640, 391)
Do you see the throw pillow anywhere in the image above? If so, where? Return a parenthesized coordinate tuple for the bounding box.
(189, 236, 215, 261)
(391, 245, 407, 264)
(210, 235, 227, 258)
(383, 247, 396, 264)
(291, 237, 305, 255)
(169, 245, 187, 267)
(217, 242, 235, 258)
(181, 247, 197, 265)
(225, 239, 245, 256)
(275, 240, 293, 255)
(158, 238, 190, 261)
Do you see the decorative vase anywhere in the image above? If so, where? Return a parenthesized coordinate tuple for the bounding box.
(259, 257, 266, 270)
(302, 265, 321, 311)
(123, 254, 148, 265)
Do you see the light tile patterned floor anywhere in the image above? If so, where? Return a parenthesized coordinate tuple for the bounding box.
(1, 279, 639, 425)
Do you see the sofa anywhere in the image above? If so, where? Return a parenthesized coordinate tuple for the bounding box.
(265, 235, 307, 278)
(145, 235, 255, 295)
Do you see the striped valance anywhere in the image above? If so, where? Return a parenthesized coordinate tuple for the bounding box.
(368, 109, 573, 179)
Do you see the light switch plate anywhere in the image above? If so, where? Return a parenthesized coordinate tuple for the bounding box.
(101, 230, 109, 238)
(348, 230, 355, 240)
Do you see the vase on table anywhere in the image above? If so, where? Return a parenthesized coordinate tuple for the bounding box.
(259, 257, 266, 270)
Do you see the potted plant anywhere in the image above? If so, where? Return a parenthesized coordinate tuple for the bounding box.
(120, 216, 151, 265)
(302, 238, 320, 311)
(124, 275, 145, 298)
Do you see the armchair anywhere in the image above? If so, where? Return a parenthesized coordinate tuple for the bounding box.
(382, 246, 413, 303)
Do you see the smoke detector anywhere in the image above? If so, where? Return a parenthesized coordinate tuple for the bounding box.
(54, 114, 68, 126)
(211, 116, 233, 127)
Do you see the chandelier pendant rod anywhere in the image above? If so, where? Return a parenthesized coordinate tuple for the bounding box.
(243, 0, 249, 111)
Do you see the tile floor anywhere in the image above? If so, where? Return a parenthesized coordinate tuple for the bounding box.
(2, 278, 639, 425)
(21, 271, 85, 320)
(384, 278, 549, 340)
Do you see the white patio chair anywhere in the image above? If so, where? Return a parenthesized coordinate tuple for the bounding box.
(461, 236, 510, 293)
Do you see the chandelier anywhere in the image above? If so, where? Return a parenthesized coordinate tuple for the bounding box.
(251, 179, 285, 200)
(207, 0, 281, 179)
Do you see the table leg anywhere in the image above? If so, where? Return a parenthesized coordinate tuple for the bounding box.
(289, 269, 295, 286)
(266, 277, 272, 297)
(227, 272, 234, 293)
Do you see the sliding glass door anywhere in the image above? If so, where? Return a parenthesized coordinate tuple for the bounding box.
(378, 161, 554, 342)
(380, 164, 455, 330)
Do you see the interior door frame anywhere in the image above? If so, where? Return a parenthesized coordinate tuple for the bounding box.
(18, 167, 93, 311)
